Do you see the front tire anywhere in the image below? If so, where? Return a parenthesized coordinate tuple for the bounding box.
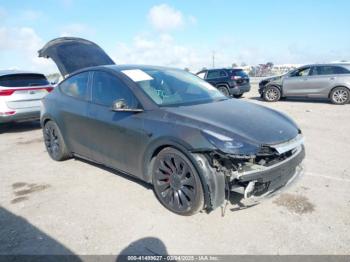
(330, 87, 350, 105)
(152, 147, 204, 216)
(43, 121, 71, 161)
(263, 86, 281, 102)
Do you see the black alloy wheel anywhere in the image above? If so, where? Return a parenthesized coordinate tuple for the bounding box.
(152, 147, 204, 216)
(43, 121, 71, 161)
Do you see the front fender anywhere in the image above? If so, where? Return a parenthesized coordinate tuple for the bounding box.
(142, 137, 225, 212)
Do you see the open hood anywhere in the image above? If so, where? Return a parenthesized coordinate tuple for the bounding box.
(38, 37, 115, 77)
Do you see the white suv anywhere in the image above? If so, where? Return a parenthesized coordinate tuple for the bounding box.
(0, 70, 53, 123)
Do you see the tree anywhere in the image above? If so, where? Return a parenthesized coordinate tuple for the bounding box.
(241, 62, 247, 67)
(232, 63, 238, 68)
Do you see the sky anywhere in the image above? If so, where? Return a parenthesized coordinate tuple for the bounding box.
(0, 0, 350, 74)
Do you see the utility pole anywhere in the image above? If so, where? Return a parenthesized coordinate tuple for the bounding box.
(212, 51, 215, 68)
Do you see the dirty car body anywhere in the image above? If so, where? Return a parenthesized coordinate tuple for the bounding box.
(39, 37, 305, 215)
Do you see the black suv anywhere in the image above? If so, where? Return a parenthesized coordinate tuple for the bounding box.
(196, 68, 250, 98)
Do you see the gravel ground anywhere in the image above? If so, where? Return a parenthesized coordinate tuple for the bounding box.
(0, 85, 349, 255)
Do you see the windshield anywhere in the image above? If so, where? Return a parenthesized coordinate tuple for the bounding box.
(128, 68, 227, 106)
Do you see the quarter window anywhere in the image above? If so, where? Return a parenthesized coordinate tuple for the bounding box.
(313, 66, 349, 75)
(91, 71, 138, 107)
(60, 72, 90, 100)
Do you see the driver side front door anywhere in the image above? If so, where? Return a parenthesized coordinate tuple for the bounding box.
(85, 70, 149, 177)
(283, 66, 312, 96)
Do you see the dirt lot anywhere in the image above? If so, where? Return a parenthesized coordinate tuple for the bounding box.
(1, 85, 349, 255)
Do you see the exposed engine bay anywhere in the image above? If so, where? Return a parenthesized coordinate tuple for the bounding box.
(204, 134, 305, 202)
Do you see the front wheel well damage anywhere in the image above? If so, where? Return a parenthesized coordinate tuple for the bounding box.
(146, 144, 219, 212)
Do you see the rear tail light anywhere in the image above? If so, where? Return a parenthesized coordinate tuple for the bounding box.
(0, 89, 15, 96)
(0, 86, 53, 96)
(231, 76, 242, 80)
(0, 111, 16, 116)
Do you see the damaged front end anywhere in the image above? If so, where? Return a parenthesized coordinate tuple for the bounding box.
(193, 134, 305, 211)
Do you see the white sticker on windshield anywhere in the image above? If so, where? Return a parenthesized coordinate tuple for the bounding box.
(121, 69, 153, 82)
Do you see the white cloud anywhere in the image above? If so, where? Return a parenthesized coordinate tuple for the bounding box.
(112, 33, 212, 72)
(148, 4, 189, 32)
(0, 26, 57, 73)
(60, 23, 95, 37)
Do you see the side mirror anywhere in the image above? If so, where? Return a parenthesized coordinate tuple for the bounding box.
(111, 99, 143, 113)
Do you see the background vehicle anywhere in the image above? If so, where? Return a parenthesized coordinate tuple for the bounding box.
(0, 71, 53, 123)
(39, 37, 304, 216)
(259, 63, 350, 104)
(196, 68, 250, 98)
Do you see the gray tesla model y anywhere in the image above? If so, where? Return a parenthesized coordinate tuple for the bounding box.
(39, 37, 305, 215)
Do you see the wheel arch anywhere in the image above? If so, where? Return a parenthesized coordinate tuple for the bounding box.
(142, 138, 214, 211)
(328, 85, 350, 98)
(41, 113, 55, 128)
(265, 83, 283, 95)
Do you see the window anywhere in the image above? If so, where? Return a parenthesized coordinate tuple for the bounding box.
(220, 70, 228, 77)
(313, 66, 349, 75)
(196, 72, 206, 79)
(60, 72, 89, 100)
(290, 67, 311, 77)
(232, 70, 248, 77)
(206, 70, 221, 79)
(333, 66, 350, 74)
(91, 71, 138, 107)
(0, 74, 49, 87)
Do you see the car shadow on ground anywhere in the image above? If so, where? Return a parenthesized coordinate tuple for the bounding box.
(117, 237, 168, 259)
(0, 121, 41, 134)
(75, 157, 153, 191)
(0, 207, 80, 259)
(249, 96, 332, 104)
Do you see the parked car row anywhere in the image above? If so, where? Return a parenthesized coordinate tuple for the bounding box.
(2, 62, 349, 124)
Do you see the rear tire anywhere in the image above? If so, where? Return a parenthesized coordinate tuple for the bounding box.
(217, 86, 230, 97)
(152, 147, 204, 216)
(43, 121, 71, 161)
(330, 87, 350, 105)
(263, 86, 281, 102)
